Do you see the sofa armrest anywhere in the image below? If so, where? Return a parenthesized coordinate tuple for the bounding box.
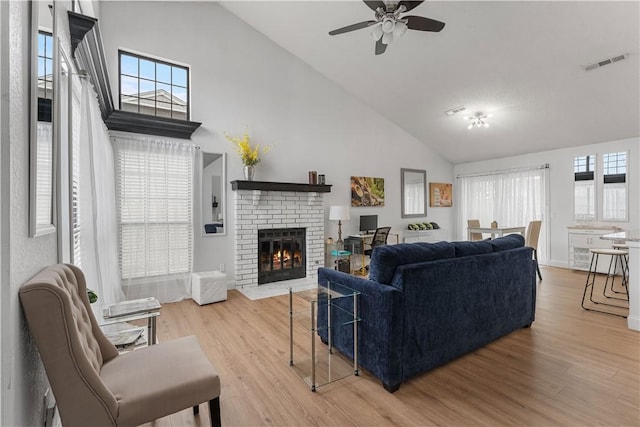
(317, 268, 404, 389)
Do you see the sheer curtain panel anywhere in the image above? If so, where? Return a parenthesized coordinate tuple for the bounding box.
(457, 166, 548, 263)
(77, 80, 124, 305)
(113, 134, 196, 303)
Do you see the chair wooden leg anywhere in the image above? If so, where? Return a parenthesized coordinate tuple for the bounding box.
(209, 397, 221, 427)
(193, 404, 199, 415)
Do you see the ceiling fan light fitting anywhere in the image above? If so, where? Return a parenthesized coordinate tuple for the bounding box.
(393, 21, 408, 39)
(382, 31, 393, 45)
(370, 23, 383, 40)
(382, 17, 395, 33)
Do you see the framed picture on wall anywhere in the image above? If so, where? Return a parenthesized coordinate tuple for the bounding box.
(429, 182, 453, 207)
(351, 176, 385, 207)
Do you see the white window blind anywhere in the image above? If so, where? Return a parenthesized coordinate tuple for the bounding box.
(35, 122, 53, 226)
(602, 151, 627, 221)
(115, 139, 194, 280)
(574, 155, 596, 221)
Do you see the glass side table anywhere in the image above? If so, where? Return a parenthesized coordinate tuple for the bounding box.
(288, 282, 360, 391)
(92, 297, 161, 347)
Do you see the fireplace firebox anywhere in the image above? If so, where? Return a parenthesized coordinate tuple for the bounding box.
(258, 228, 306, 284)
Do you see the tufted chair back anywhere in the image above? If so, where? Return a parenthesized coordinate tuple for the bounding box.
(19, 264, 119, 426)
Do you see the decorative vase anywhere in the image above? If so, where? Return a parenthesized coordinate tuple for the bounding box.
(244, 165, 255, 181)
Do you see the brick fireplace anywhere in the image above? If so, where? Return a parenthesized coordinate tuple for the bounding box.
(231, 181, 332, 288)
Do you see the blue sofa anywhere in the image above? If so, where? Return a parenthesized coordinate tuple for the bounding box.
(317, 234, 537, 392)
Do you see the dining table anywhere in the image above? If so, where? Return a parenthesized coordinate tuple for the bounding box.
(467, 226, 526, 241)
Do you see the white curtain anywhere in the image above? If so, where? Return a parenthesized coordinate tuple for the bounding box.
(457, 166, 548, 263)
(112, 134, 196, 303)
(78, 80, 124, 305)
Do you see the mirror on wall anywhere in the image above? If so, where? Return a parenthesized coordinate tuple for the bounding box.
(29, 0, 56, 237)
(202, 152, 226, 236)
(401, 168, 427, 218)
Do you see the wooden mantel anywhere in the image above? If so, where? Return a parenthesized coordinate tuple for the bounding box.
(230, 180, 332, 193)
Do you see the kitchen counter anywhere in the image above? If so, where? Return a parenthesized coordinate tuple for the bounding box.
(600, 230, 640, 242)
(603, 230, 640, 331)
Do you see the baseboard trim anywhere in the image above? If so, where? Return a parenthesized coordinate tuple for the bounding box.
(627, 315, 640, 331)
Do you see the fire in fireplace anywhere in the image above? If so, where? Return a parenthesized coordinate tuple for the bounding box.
(258, 228, 306, 284)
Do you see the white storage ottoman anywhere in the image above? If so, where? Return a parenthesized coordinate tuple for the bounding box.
(192, 271, 228, 305)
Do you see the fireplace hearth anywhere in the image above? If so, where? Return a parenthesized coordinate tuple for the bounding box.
(258, 228, 306, 285)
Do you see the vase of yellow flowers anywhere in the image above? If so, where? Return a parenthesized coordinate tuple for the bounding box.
(225, 129, 270, 181)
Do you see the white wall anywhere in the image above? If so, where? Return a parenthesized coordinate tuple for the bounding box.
(98, 1, 455, 279)
(1, 2, 61, 426)
(454, 137, 639, 268)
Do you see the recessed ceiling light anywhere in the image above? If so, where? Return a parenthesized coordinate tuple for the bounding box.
(445, 105, 466, 116)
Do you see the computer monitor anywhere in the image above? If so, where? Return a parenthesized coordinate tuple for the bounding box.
(359, 215, 378, 234)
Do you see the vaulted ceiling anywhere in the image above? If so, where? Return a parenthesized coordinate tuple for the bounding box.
(220, 1, 640, 164)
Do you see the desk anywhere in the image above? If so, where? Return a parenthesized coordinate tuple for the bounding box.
(601, 230, 640, 331)
(345, 233, 399, 276)
(467, 226, 526, 241)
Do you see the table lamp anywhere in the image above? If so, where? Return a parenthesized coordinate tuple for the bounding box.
(329, 205, 350, 243)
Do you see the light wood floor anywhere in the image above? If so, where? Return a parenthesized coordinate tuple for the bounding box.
(142, 266, 639, 427)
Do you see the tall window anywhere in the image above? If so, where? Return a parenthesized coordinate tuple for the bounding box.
(574, 155, 596, 221)
(37, 31, 53, 122)
(602, 151, 627, 221)
(114, 139, 194, 280)
(457, 166, 547, 261)
(119, 51, 189, 120)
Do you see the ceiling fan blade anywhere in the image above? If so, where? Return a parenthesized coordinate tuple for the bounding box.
(405, 15, 446, 32)
(398, 1, 425, 12)
(363, 1, 386, 12)
(375, 39, 387, 55)
(329, 20, 376, 36)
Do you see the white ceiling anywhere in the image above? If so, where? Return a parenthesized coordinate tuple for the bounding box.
(220, 1, 640, 164)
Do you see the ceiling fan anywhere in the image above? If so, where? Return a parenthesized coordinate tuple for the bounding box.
(328, 1, 445, 55)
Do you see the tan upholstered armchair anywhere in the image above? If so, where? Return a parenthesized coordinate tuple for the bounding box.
(19, 264, 221, 427)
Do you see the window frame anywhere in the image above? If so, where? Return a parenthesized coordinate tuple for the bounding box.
(573, 154, 596, 222)
(117, 49, 190, 121)
(601, 151, 628, 222)
(114, 140, 194, 282)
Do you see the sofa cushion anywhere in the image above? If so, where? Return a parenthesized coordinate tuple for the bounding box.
(490, 234, 525, 252)
(369, 241, 455, 285)
(452, 240, 493, 257)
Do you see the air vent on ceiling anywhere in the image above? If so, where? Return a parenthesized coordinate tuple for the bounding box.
(445, 105, 466, 116)
(584, 54, 627, 71)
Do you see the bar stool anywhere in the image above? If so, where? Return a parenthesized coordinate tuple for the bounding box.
(607, 243, 630, 299)
(581, 248, 629, 318)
